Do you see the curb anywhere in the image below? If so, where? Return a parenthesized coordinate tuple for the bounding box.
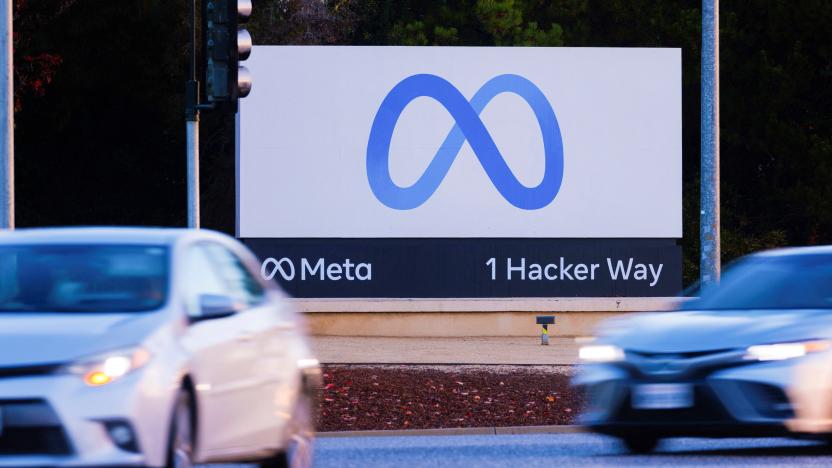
(317, 425, 584, 438)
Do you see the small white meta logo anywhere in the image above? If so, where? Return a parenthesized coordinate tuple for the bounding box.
(261, 257, 372, 282)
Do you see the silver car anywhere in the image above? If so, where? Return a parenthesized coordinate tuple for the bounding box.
(0, 227, 320, 467)
(574, 247, 832, 452)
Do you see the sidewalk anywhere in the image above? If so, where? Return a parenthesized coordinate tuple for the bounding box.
(309, 336, 579, 365)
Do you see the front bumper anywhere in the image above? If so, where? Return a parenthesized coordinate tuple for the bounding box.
(575, 358, 797, 438)
(0, 368, 176, 467)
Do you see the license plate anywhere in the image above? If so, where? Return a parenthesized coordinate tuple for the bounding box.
(632, 383, 693, 409)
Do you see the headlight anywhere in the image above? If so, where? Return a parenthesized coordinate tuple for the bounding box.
(65, 347, 151, 386)
(579, 344, 625, 363)
(745, 340, 831, 361)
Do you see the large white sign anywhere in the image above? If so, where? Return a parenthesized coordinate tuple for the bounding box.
(239, 46, 681, 238)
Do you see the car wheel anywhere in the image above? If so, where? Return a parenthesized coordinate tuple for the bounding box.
(621, 435, 660, 453)
(260, 395, 314, 468)
(167, 390, 195, 468)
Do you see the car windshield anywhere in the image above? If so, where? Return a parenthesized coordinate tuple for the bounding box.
(682, 253, 832, 310)
(0, 244, 169, 313)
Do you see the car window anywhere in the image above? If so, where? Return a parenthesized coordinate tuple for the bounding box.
(183, 245, 230, 316)
(0, 245, 168, 313)
(202, 243, 265, 306)
(682, 254, 832, 310)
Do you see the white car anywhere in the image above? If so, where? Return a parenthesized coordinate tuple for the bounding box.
(0, 227, 320, 467)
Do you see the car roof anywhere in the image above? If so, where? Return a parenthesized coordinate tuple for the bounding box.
(755, 245, 832, 257)
(0, 227, 218, 246)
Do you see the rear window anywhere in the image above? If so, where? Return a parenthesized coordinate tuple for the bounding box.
(0, 244, 169, 313)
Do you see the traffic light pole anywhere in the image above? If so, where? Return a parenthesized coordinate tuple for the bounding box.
(0, 0, 14, 230)
(187, 0, 251, 229)
(186, 0, 200, 229)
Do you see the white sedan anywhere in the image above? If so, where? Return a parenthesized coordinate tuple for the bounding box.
(0, 227, 320, 467)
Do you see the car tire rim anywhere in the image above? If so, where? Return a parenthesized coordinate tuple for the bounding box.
(173, 397, 194, 468)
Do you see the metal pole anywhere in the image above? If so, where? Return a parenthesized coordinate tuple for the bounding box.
(700, 0, 720, 287)
(186, 0, 199, 228)
(187, 119, 200, 229)
(0, 0, 14, 229)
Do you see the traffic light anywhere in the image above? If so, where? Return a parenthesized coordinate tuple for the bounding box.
(204, 0, 252, 109)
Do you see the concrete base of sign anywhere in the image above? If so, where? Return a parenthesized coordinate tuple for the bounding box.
(295, 297, 682, 337)
(312, 336, 581, 364)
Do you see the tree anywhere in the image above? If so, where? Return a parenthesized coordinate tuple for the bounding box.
(12, 0, 78, 112)
(12, 0, 832, 288)
(249, 0, 358, 45)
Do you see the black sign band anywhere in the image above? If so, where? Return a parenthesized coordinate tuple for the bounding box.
(242, 238, 682, 298)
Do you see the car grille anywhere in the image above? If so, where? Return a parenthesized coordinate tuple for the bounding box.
(0, 363, 62, 379)
(614, 383, 731, 423)
(0, 427, 72, 455)
(0, 399, 72, 455)
(625, 349, 747, 379)
(630, 349, 733, 360)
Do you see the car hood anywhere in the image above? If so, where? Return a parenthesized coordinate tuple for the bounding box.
(602, 309, 832, 354)
(0, 311, 170, 367)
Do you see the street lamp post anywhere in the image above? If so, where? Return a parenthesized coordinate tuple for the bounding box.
(701, 0, 720, 287)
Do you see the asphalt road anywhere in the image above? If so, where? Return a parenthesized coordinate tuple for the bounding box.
(312, 433, 832, 467)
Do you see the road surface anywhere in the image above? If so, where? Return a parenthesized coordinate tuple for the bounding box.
(312, 433, 832, 467)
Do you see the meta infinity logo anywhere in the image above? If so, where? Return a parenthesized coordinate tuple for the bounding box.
(366, 74, 564, 210)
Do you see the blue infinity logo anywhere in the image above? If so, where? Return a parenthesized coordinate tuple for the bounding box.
(366, 74, 564, 210)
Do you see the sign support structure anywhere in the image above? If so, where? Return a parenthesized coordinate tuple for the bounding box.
(0, 0, 13, 230)
(186, 0, 200, 229)
(700, 0, 720, 287)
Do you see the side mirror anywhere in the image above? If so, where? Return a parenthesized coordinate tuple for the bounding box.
(194, 294, 243, 321)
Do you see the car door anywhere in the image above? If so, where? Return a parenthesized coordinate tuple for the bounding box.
(201, 242, 298, 449)
(179, 243, 263, 453)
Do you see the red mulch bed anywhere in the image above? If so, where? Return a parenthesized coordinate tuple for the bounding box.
(318, 365, 581, 431)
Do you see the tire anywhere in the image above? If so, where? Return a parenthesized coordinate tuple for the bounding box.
(260, 452, 290, 468)
(166, 390, 196, 468)
(621, 435, 660, 454)
(259, 395, 315, 468)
